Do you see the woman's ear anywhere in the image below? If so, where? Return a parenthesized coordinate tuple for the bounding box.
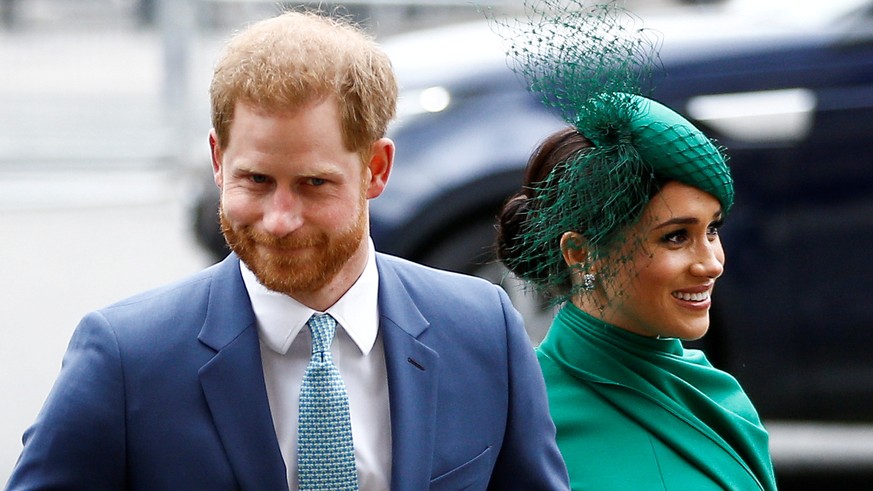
(560, 231, 588, 267)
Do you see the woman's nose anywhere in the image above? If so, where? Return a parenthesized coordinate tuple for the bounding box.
(691, 242, 725, 279)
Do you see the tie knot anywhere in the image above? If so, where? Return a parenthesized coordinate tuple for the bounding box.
(307, 313, 337, 355)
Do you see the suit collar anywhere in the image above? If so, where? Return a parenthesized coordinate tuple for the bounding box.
(198, 254, 287, 491)
(376, 254, 440, 490)
(198, 254, 256, 351)
(375, 253, 430, 337)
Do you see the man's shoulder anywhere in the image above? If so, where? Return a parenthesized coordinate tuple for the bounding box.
(375, 252, 496, 291)
(111, 260, 225, 304)
(95, 257, 237, 326)
(374, 252, 511, 323)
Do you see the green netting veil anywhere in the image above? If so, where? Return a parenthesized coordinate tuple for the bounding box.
(492, 1, 733, 305)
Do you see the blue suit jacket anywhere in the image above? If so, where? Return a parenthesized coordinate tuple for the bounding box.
(8, 253, 569, 490)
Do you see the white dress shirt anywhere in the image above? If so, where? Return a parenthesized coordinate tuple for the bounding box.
(240, 240, 392, 490)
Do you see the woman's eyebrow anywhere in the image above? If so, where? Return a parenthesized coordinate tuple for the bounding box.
(653, 210, 723, 230)
(653, 217, 698, 230)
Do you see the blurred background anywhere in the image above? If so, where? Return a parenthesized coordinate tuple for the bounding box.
(2, 0, 873, 489)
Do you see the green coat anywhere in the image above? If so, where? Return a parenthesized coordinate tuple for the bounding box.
(538, 304, 777, 490)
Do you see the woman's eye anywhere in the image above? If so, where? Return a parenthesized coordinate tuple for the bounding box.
(707, 219, 724, 238)
(661, 230, 687, 245)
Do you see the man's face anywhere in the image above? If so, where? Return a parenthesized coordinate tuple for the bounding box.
(210, 98, 379, 305)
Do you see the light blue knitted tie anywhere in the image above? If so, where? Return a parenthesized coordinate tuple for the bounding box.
(297, 313, 359, 491)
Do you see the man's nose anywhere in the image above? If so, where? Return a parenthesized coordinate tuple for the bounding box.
(262, 189, 303, 237)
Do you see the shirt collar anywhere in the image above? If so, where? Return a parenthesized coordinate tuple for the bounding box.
(240, 239, 380, 356)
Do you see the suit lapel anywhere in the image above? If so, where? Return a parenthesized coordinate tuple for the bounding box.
(376, 255, 440, 491)
(198, 255, 287, 491)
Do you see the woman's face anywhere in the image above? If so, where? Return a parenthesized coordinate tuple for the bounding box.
(597, 181, 725, 340)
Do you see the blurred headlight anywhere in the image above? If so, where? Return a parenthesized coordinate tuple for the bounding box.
(686, 88, 816, 143)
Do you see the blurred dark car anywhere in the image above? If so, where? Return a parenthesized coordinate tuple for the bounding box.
(192, 0, 873, 482)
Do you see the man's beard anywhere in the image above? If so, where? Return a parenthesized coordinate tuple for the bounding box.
(220, 204, 367, 297)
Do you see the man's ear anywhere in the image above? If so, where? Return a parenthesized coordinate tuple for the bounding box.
(209, 129, 223, 190)
(560, 231, 588, 267)
(365, 138, 395, 199)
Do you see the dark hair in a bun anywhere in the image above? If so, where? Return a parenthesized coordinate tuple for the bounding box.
(496, 127, 594, 293)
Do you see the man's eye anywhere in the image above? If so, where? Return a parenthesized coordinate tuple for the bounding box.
(249, 174, 268, 184)
(308, 177, 326, 186)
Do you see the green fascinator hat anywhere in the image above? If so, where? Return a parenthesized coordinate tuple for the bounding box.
(493, 1, 733, 303)
(607, 92, 734, 212)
